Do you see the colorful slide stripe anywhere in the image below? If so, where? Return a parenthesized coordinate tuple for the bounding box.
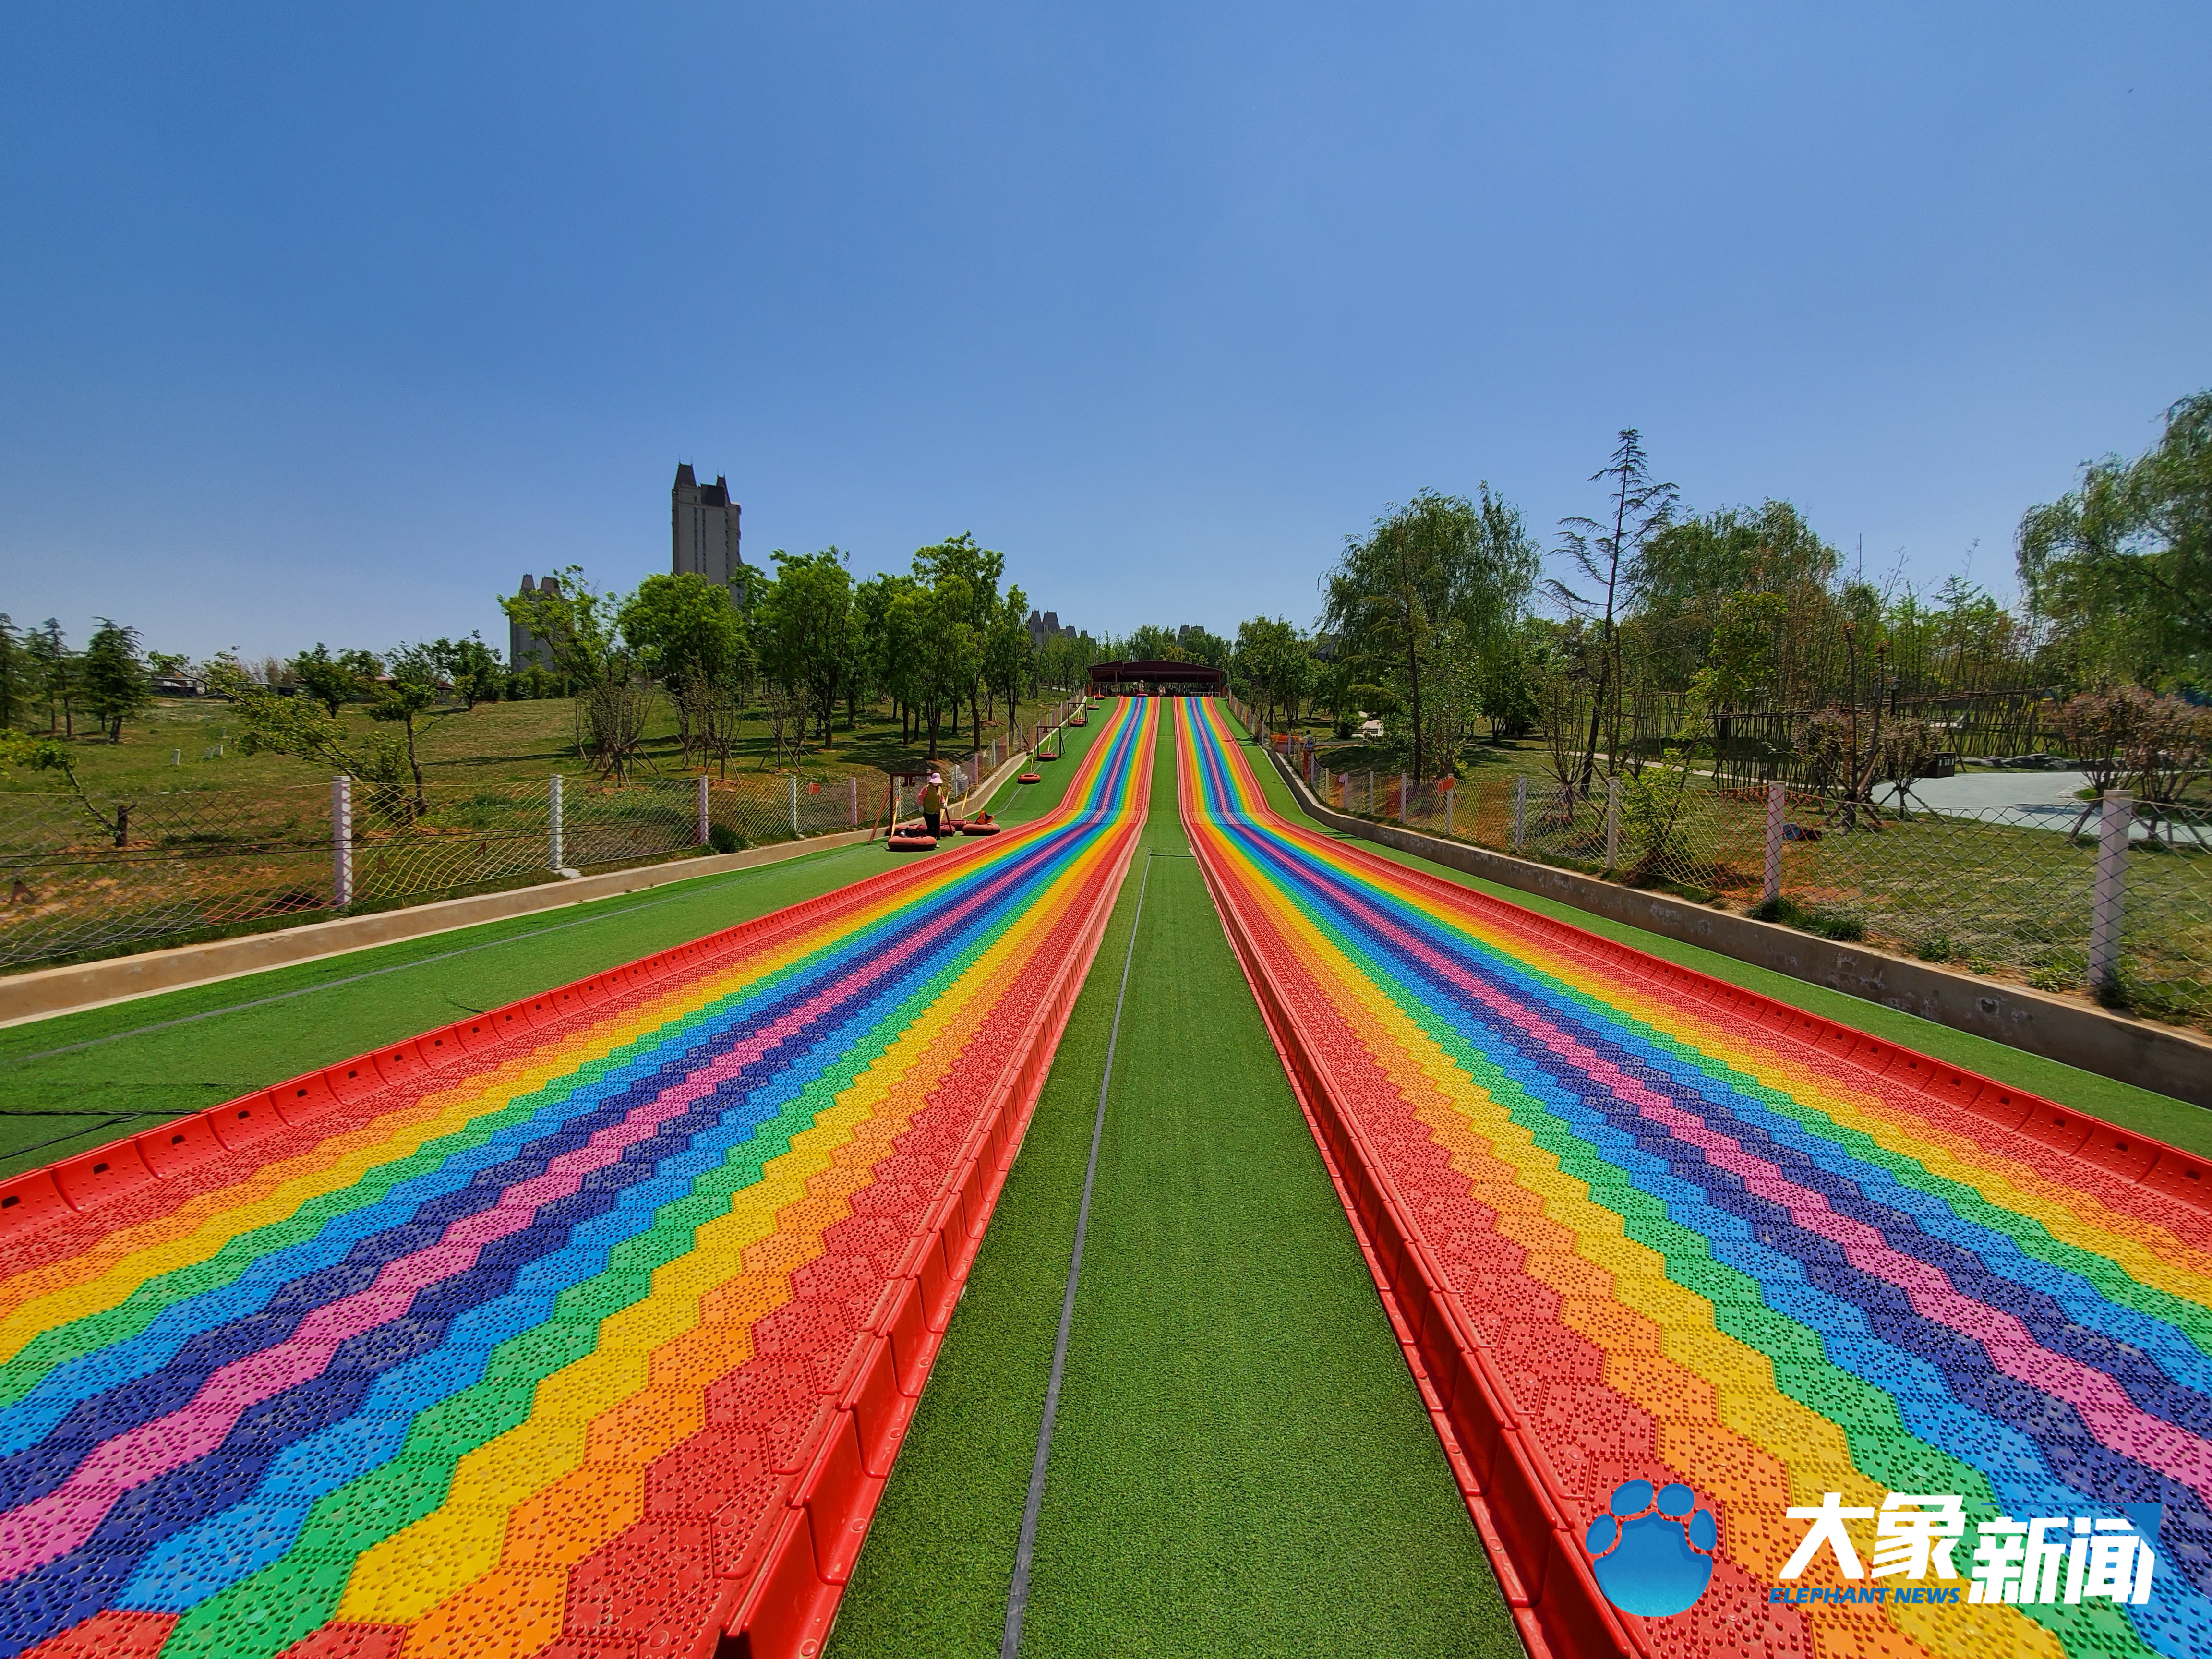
(1178, 697, 2212, 1659)
(0, 697, 1155, 1659)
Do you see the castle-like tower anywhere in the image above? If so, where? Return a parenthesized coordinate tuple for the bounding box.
(673, 464, 747, 596)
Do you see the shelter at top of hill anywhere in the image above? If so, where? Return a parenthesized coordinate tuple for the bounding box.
(1088, 660, 1227, 696)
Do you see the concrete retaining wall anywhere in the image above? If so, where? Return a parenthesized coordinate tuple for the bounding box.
(1267, 750, 2212, 1111)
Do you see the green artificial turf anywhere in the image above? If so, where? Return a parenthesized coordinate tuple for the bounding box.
(829, 716, 1518, 1659)
(0, 709, 1106, 1182)
(1239, 731, 2212, 1156)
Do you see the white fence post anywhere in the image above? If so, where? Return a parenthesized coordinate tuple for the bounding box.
(1606, 776, 1622, 872)
(1763, 780, 1786, 907)
(549, 773, 564, 872)
(1513, 774, 1527, 851)
(332, 775, 352, 906)
(2088, 790, 2133, 992)
(697, 774, 711, 845)
(789, 774, 800, 838)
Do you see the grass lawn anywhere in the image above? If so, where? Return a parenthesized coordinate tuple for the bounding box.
(20, 687, 1088, 801)
(829, 711, 1518, 1659)
(1240, 723, 2212, 1156)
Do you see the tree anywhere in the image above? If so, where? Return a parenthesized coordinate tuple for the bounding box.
(424, 634, 503, 709)
(205, 658, 417, 820)
(499, 565, 654, 777)
(2020, 390, 2212, 688)
(983, 589, 1035, 739)
(291, 644, 362, 716)
(913, 533, 1005, 747)
(1325, 485, 1541, 778)
(79, 619, 153, 741)
(1233, 617, 1310, 730)
(1549, 433, 1679, 794)
(0, 615, 26, 730)
(751, 551, 855, 749)
(25, 621, 73, 736)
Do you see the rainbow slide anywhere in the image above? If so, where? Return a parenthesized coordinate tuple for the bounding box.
(0, 698, 1157, 1659)
(1179, 697, 2212, 1659)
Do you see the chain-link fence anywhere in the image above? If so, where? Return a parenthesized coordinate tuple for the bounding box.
(0, 769, 876, 973)
(1243, 711, 2212, 1034)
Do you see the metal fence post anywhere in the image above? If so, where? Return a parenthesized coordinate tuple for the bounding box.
(697, 775, 711, 846)
(2088, 790, 2133, 993)
(1367, 770, 1375, 816)
(1605, 776, 1622, 873)
(549, 774, 564, 872)
(789, 774, 800, 838)
(1513, 774, 1527, 851)
(1444, 782, 1454, 838)
(850, 774, 859, 827)
(332, 775, 352, 907)
(1399, 773, 1409, 825)
(1763, 780, 1785, 907)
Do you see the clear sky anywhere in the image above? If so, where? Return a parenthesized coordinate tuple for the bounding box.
(2, 2, 2205, 661)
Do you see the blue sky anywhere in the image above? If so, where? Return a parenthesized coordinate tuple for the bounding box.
(2, 2, 2206, 660)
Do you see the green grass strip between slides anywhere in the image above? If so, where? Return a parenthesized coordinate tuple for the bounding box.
(828, 720, 1520, 1659)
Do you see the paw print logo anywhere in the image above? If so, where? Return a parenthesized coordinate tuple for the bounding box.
(1583, 1479, 1718, 1617)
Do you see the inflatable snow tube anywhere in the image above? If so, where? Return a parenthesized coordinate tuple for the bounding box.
(1070, 716, 1087, 726)
(1017, 771, 1042, 784)
(961, 821, 1000, 835)
(887, 834, 937, 852)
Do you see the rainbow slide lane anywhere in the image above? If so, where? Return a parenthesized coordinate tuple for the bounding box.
(1179, 697, 2212, 1659)
(0, 697, 1156, 1659)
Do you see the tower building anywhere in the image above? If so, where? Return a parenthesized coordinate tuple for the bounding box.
(673, 464, 747, 595)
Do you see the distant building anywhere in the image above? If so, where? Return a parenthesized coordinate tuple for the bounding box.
(510, 574, 562, 672)
(1025, 609, 1076, 648)
(673, 464, 748, 596)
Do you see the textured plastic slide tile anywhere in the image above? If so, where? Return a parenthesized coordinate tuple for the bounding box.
(1844, 1034, 1902, 1075)
(487, 1002, 534, 1040)
(450, 1015, 503, 1054)
(271, 1070, 342, 1126)
(1917, 1065, 1987, 1115)
(370, 1039, 433, 1090)
(413, 1027, 467, 1069)
(880, 1281, 930, 1396)
(2140, 1150, 2212, 1213)
(272, 1623, 408, 1659)
(52, 1142, 156, 1210)
(2015, 1098, 2094, 1156)
(322, 1056, 385, 1105)
(797, 1410, 870, 1584)
(1960, 1081, 2033, 1131)
(2076, 1121, 2161, 1182)
(137, 1113, 227, 1179)
(843, 1342, 912, 1479)
(0, 1169, 71, 1238)
(19, 1609, 177, 1659)
(729, 1505, 839, 1659)
(213, 1094, 290, 1150)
